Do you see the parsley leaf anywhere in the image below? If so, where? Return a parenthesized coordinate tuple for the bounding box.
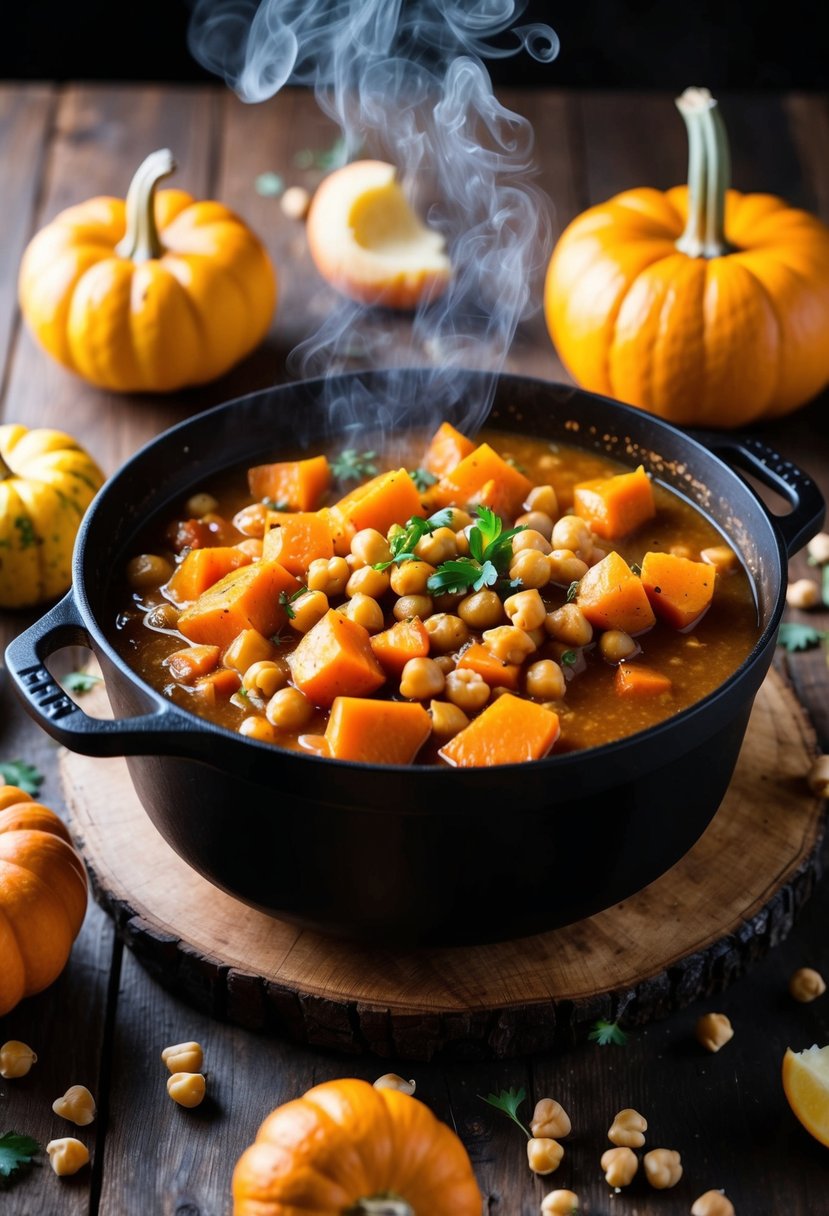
(279, 586, 308, 620)
(589, 1019, 628, 1047)
(0, 1131, 40, 1182)
(479, 1086, 530, 1138)
(0, 760, 43, 797)
(427, 506, 526, 596)
(64, 671, 103, 694)
(565, 579, 580, 604)
(409, 467, 438, 492)
(373, 510, 455, 571)
(777, 622, 827, 652)
(560, 650, 578, 666)
(331, 449, 379, 484)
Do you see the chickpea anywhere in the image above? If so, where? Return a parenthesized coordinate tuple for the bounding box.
(516, 511, 555, 540)
(432, 591, 464, 615)
(351, 527, 392, 567)
(541, 1191, 579, 1215)
(483, 625, 537, 665)
(345, 594, 386, 632)
(392, 594, 433, 621)
(425, 613, 469, 653)
(510, 548, 552, 589)
(442, 507, 473, 531)
(243, 660, 288, 698)
(691, 1190, 736, 1216)
(807, 531, 829, 564)
(458, 590, 504, 630)
(415, 527, 458, 565)
(701, 544, 739, 572)
(346, 565, 390, 600)
(807, 754, 829, 797)
(548, 549, 589, 585)
(307, 555, 350, 597)
(161, 1041, 204, 1074)
(390, 560, 436, 596)
(789, 967, 826, 1002)
(445, 668, 490, 712)
(400, 657, 445, 700)
(695, 1012, 734, 1053)
(52, 1084, 96, 1126)
(454, 531, 470, 556)
(600, 1146, 638, 1187)
(289, 590, 329, 633)
(643, 1148, 682, 1189)
(608, 1107, 647, 1148)
(236, 537, 263, 559)
(167, 1072, 206, 1109)
(127, 553, 174, 590)
(513, 528, 553, 556)
(184, 491, 219, 517)
(669, 543, 694, 560)
(526, 660, 566, 701)
(531, 1098, 571, 1139)
(266, 687, 313, 730)
(527, 1137, 564, 1175)
(525, 484, 559, 518)
(373, 1073, 416, 1095)
(552, 515, 593, 560)
(281, 184, 311, 219)
(145, 602, 180, 631)
(0, 1040, 37, 1079)
(433, 654, 456, 675)
(233, 502, 269, 537)
(239, 716, 279, 743)
(787, 577, 820, 609)
(545, 604, 593, 648)
(429, 699, 469, 738)
(46, 1138, 90, 1177)
(505, 588, 547, 632)
(599, 629, 638, 664)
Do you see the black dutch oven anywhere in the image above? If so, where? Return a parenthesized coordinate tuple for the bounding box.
(5, 372, 825, 946)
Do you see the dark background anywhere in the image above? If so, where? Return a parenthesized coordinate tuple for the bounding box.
(2, 1, 826, 90)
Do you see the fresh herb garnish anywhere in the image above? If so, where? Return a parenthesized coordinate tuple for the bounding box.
(0, 760, 43, 797)
(331, 449, 379, 484)
(589, 1019, 628, 1047)
(479, 1086, 530, 1138)
(427, 506, 526, 596)
(560, 650, 578, 667)
(64, 671, 103, 694)
(270, 631, 286, 647)
(565, 579, 580, 604)
(409, 467, 438, 492)
(279, 586, 308, 620)
(0, 1132, 40, 1184)
(374, 509, 456, 572)
(777, 622, 828, 652)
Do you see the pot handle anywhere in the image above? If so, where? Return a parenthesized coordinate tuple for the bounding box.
(4, 592, 208, 758)
(693, 433, 825, 557)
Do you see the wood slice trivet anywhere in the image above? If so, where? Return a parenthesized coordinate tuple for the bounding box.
(60, 667, 825, 1061)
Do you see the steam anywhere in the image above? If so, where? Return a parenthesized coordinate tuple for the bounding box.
(188, 0, 559, 438)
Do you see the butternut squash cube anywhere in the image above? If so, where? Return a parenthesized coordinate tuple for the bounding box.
(165, 547, 251, 604)
(325, 697, 431, 764)
(614, 663, 673, 697)
(576, 551, 656, 636)
(573, 465, 656, 539)
(288, 609, 386, 706)
(456, 642, 520, 690)
(262, 512, 334, 576)
(327, 468, 422, 555)
(440, 693, 559, 767)
(640, 551, 716, 630)
(434, 443, 533, 518)
(422, 421, 476, 478)
(177, 560, 299, 649)
(248, 455, 331, 512)
(370, 617, 430, 677)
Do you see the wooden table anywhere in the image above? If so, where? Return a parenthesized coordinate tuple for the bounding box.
(1, 83, 828, 1214)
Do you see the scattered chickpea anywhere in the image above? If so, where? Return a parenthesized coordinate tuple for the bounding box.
(786, 578, 820, 609)
(483, 625, 538, 665)
(400, 657, 445, 700)
(184, 491, 219, 517)
(505, 588, 547, 632)
(161, 1041, 204, 1074)
(239, 716, 279, 743)
(287, 590, 329, 633)
(445, 668, 490, 712)
(167, 1071, 206, 1109)
(643, 1148, 683, 1189)
(425, 613, 469, 653)
(415, 526, 458, 565)
(351, 528, 392, 567)
(281, 184, 312, 219)
(266, 687, 313, 730)
(429, 699, 469, 738)
(807, 531, 829, 564)
(807, 755, 829, 798)
(540, 1190, 579, 1215)
(373, 1073, 416, 1095)
(344, 594, 386, 632)
(531, 1098, 572, 1139)
(527, 1137, 564, 1175)
(545, 604, 593, 648)
(552, 515, 593, 561)
(695, 1012, 734, 1053)
(789, 967, 826, 1002)
(433, 654, 456, 675)
(548, 549, 589, 585)
(127, 553, 174, 590)
(513, 527, 553, 555)
(458, 589, 505, 630)
(669, 544, 695, 560)
(0, 1040, 37, 1079)
(516, 510, 555, 540)
(393, 594, 434, 621)
(525, 484, 559, 518)
(445, 507, 474, 531)
(691, 1189, 736, 1216)
(233, 502, 269, 537)
(608, 1107, 647, 1148)
(243, 660, 288, 698)
(510, 548, 552, 589)
(600, 1146, 638, 1187)
(307, 556, 350, 597)
(52, 1084, 96, 1126)
(145, 602, 180, 631)
(46, 1138, 90, 1177)
(344, 565, 389, 600)
(599, 629, 638, 664)
(700, 544, 738, 572)
(390, 561, 436, 596)
(526, 660, 566, 702)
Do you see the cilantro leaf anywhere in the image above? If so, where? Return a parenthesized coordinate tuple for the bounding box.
(565, 579, 580, 604)
(0, 760, 43, 797)
(427, 557, 483, 596)
(331, 449, 379, 484)
(589, 1019, 628, 1047)
(479, 1086, 530, 1138)
(777, 622, 827, 652)
(64, 671, 103, 694)
(409, 467, 438, 492)
(373, 510, 455, 571)
(279, 586, 308, 620)
(0, 1131, 40, 1182)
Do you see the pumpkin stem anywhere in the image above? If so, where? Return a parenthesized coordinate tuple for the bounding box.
(675, 87, 733, 259)
(115, 148, 176, 263)
(346, 1199, 416, 1215)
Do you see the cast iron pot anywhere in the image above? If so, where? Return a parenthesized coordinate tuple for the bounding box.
(6, 371, 825, 946)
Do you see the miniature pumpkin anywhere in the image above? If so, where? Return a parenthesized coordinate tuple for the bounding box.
(18, 148, 276, 393)
(232, 1077, 482, 1215)
(0, 786, 88, 1017)
(545, 87, 829, 426)
(0, 424, 104, 608)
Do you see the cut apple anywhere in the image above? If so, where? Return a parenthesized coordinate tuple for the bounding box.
(305, 160, 451, 309)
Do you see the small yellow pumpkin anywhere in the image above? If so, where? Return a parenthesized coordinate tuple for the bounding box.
(545, 87, 829, 427)
(0, 424, 104, 608)
(18, 149, 276, 393)
(0, 786, 88, 1017)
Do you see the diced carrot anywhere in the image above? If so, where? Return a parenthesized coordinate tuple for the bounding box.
(324, 697, 431, 764)
(614, 663, 673, 698)
(422, 421, 476, 478)
(370, 617, 430, 677)
(456, 642, 520, 690)
(573, 465, 656, 539)
(433, 443, 533, 518)
(439, 694, 559, 767)
(327, 469, 422, 555)
(640, 551, 717, 630)
(576, 551, 656, 635)
(288, 609, 386, 706)
(165, 644, 221, 683)
(165, 547, 251, 604)
(262, 512, 334, 575)
(177, 560, 300, 649)
(192, 668, 242, 707)
(248, 455, 332, 512)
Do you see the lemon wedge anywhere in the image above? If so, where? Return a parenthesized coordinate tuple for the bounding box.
(782, 1044, 829, 1147)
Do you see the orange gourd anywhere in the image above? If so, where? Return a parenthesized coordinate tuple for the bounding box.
(18, 149, 276, 393)
(232, 1077, 482, 1215)
(0, 786, 88, 1017)
(545, 88, 829, 426)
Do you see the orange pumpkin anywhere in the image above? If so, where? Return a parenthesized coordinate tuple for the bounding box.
(232, 1078, 482, 1215)
(18, 149, 276, 393)
(545, 87, 829, 426)
(0, 786, 88, 1016)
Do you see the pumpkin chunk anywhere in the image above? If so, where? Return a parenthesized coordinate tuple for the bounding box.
(456, 642, 520, 690)
(640, 551, 716, 630)
(262, 512, 334, 575)
(193, 668, 242, 706)
(440, 694, 559, 767)
(577, 551, 656, 636)
(248, 455, 331, 512)
(288, 609, 386, 706)
(422, 421, 476, 478)
(433, 442, 533, 518)
(370, 617, 430, 677)
(614, 663, 673, 698)
(327, 468, 422, 555)
(324, 697, 431, 764)
(177, 560, 299, 649)
(166, 644, 220, 683)
(573, 465, 656, 539)
(165, 547, 251, 604)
